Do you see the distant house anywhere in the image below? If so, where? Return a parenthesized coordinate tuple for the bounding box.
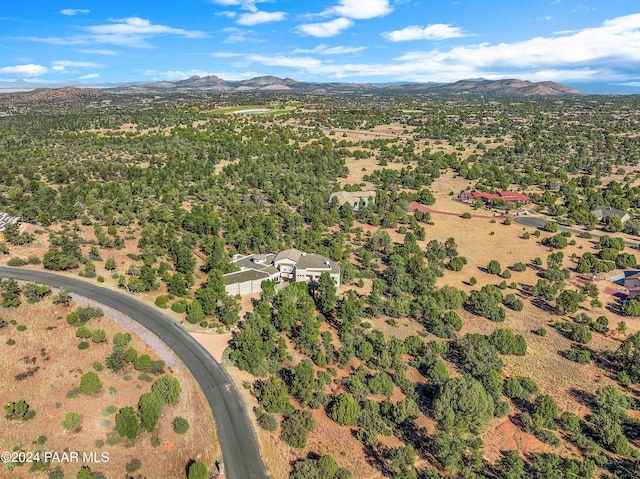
(590, 205, 631, 224)
(0, 212, 19, 242)
(459, 191, 530, 205)
(624, 271, 640, 299)
(224, 248, 340, 296)
(329, 190, 376, 211)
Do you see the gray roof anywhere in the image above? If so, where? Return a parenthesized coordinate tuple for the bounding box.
(0, 212, 19, 232)
(232, 253, 276, 271)
(296, 253, 340, 274)
(223, 269, 270, 285)
(590, 205, 629, 220)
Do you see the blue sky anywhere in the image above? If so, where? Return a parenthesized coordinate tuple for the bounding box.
(1, 0, 639, 86)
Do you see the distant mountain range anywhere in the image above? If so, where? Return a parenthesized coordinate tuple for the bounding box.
(0, 75, 586, 98)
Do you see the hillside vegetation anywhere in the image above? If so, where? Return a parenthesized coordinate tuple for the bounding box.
(1, 91, 640, 479)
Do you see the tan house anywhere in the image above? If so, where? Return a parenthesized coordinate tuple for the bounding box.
(329, 190, 376, 211)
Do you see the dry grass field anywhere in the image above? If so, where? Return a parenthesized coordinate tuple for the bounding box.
(0, 299, 219, 479)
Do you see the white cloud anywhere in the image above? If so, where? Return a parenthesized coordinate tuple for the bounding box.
(60, 9, 90, 16)
(20, 36, 86, 46)
(216, 11, 237, 18)
(219, 27, 258, 43)
(207, 0, 268, 13)
(383, 24, 469, 42)
(78, 73, 100, 80)
(51, 60, 107, 72)
(83, 17, 206, 48)
(297, 18, 354, 37)
(77, 48, 118, 56)
(236, 11, 287, 26)
(325, 0, 392, 20)
(244, 13, 640, 83)
(0, 64, 48, 76)
(293, 44, 365, 55)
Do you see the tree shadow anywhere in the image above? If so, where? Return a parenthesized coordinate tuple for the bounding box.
(395, 420, 430, 458)
(531, 297, 556, 314)
(605, 301, 625, 317)
(362, 444, 392, 477)
(568, 387, 597, 408)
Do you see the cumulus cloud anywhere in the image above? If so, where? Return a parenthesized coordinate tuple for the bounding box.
(0, 64, 48, 76)
(383, 24, 470, 42)
(297, 18, 354, 37)
(293, 44, 365, 55)
(83, 17, 206, 47)
(245, 13, 640, 83)
(324, 0, 392, 20)
(60, 9, 90, 16)
(236, 11, 287, 26)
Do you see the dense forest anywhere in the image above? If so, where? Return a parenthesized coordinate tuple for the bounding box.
(1, 90, 640, 479)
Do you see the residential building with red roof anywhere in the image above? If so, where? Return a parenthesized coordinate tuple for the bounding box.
(459, 190, 530, 204)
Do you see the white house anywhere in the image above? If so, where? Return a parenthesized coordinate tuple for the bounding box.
(224, 248, 340, 295)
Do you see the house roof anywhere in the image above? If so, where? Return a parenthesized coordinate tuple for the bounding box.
(0, 212, 19, 232)
(274, 248, 302, 263)
(329, 190, 376, 205)
(499, 191, 530, 202)
(463, 191, 530, 202)
(223, 269, 270, 285)
(590, 205, 629, 220)
(296, 254, 340, 274)
(232, 253, 276, 271)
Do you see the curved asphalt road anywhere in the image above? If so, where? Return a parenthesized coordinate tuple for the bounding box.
(0, 267, 269, 479)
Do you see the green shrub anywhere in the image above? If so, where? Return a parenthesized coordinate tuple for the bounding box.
(125, 459, 142, 473)
(7, 257, 27, 267)
(188, 461, 208, 479)
(78, 341, 90, 350)
(256, 407, 279, 431)
(562, 348, 591, 364)
(173, 416, 190, 434)
(171, 300, 187, 314)
(61, 412, 82, 432)
(535, 327, 547, 337)
(79, 371, 102, 395)
(461, 212, 472, 219)
(155, 295, 168, 308)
